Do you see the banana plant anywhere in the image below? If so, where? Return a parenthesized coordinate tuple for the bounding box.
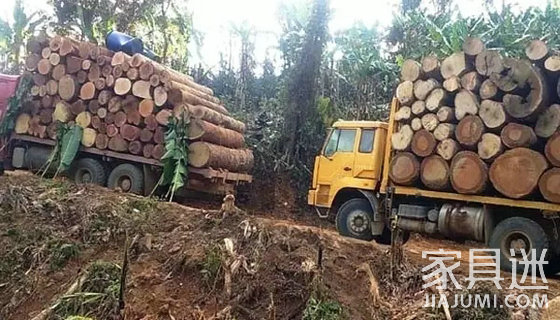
(157, 113, 189, 201)
(41, 124, 83, 177)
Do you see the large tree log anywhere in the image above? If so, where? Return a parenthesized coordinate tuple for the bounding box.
(155, 109, 172, 126)
(152, 144, 165, 160)
(76, 111, 92, 128)
(442, 76, 461, 93)
(189, 141, 253, 172)
(539, 168, 560, 203)
(25, 53, 40, 71)
(500, 123, 537, 148)
(477, 133, 503, 161)
(128, 140, 143, 155)
(535, 104, 560, 138)
(121, 124, 141, 141)
(188, 119, 246, 149)
(414, 79, 439, 100)
(395, 81, 415, 106)
(401, 59, 423, 82)
(421, 155, 450, 190)
(114, 78, 132, 95)
(433, 123, 455, 141)
(139, 62, 154, 80)
(454, 89, 479, 120)
(153, 86, 168, 107)
(525, 39, 549, 62)
(544, 56, 560, 74)
(39, 109, 52, 126)
(479, 100, 507, 130)
(70, 100, 87, 115)
(53, 102, 72, 122)
(37, 59, 51, 75)
(167, 88, 228, 114)
(436, 106, 455, 122)
(58, 75, 78, 101)
(153, 126, 165, 144)
(52, 64, 66, 81)
(411, 118, 423, 131)
(15, 114, 31, 134)
(46, 80, 58, 96)
(391, 124, 413, 151)
(132, 80, 152, 99)
(489, 148, 548, 198)
(463, 37, 485, 56)
(475, 50, 504, 77)
(108, 134, 128, 152)
(421, 55, 441, 79)
(502, 61, 548, 119)
(106, 124, 118, 137)
(138, 99, 155, 118)
(49, 53, 61, 66)
(108, 96, 123, 113)
(388, 152, 419, 186)
(187, 104, 246, 133)
(441, 52, 468, 79)
(144, 115, 158, 131)
(140, 128, 154, 142)
(425, 88, 448, 112)
(460, 71, 481, 92)
(456, 115, 485, 148)
(394, 106, 411, 122)
(421, 113, 439, 131)
(114, 111, 127, 128)
(81, 128, 97, 147)
(164, 80, 221, 104)
(411, 101, 426, 116)
(479, 79, 499, 100)
(88, 100, 100, 114)
(411, 129, 436, 157)
(545, 132, 560, 166)
(80, 82, 96, 100)
(142, 143, 155, 158)
(450, 151, 488, 194)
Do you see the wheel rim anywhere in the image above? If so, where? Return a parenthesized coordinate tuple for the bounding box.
(347, 210, 370, 236)
(502, 231, 532, 260)
(117, 176, 132, 192)
(77, 169, 92, 183)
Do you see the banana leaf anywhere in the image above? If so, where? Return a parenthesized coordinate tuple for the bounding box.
(55, 125, 83, 175)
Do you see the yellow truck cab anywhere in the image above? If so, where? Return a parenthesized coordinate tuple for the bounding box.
(308, 99, 560, 273)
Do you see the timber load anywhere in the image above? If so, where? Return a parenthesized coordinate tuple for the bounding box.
(391, 36, 560, 203)
(16, 34, 253, 174)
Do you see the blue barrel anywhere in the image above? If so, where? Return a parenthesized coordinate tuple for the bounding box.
(105, 31, 158, 60)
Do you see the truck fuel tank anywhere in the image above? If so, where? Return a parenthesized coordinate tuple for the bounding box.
(438, 204, 485, 242)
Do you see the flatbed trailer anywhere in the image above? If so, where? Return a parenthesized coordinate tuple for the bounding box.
(7, 133, 252, 196)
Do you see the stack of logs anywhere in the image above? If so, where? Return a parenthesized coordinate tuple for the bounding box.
(14, 34, 253, 173)
(391, 37, 560, 203)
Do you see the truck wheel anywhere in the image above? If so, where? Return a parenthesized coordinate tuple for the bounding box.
(489, 217, 553, 273)
(107, 164, 144, 194)
(335, 198, 374, 241)
(69, 158, 107, 185)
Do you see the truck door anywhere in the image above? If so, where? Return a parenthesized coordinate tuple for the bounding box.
(315, 128, 357, 206)
(353, 129, 376, 179)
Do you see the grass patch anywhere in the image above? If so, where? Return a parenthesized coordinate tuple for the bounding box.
(303, 296, 344, 320)
(200, 245, 222, 289)
(48, 240, 80, 271)
(49, 261, 121, 320)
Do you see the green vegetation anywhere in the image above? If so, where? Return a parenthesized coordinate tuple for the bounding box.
(200, 245, 222, 289)
(303, 296, 344, 320)
(158, 115, 189, 201)
(41, 124, 83, 177)
(47, 240, 80, 271)
(0, 75, 32, 137)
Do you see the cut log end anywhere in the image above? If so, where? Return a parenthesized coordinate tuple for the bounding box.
(421, 155, 450, 190)
(450, 151, 488, 194)
(388, 152, 420, 186)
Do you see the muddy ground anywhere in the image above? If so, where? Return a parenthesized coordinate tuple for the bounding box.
(0, 172, 559, 320)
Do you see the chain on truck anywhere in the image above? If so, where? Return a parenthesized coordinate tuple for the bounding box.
(308, 98, 560, 274)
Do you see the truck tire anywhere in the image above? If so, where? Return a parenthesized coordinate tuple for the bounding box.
(69, 158, 107, 185)
(489, 217, 557, 274)
(107, 164, 144, 194)
(336, 198, 375, 241)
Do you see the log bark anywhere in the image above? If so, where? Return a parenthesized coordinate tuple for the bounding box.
(463, 37, 485, 56)
(132, 80, 152, 99)
(545, 132, 560, 166)
(121, 124, 141, 141)
(391, 124, 413, 151)
(421, 55, 441, 79)
(539, 168, 560, 203)
(394, 106, 411, 122)
(167, 88, 228, 114)
(441, 52, 468, 79)
(501, 123, 537, 148)
(189, 141, 254, 172)
(442, 76, 461, 93)
(456, 115, 484, 148)
(108, 134, 128, 152)
(490, 148, 548, 198)
(395, 81, 415, 106)
(188, 119, 246, 149)
(475, 50, 504, 77)
(388, 152, 419, 186)
(58, 75, 78, 101)
(436, 106, 455, 122)
(414, 79, 440, 100)
(39, 107, 52, 124)
(479, 100, 507, 130)
(411, 129, 436, 157)
(535, 104, 560, 138)
(82, 128, 97, 147)
(433, 123, 455, 141)
(188, 104, 247, 133)
(450, 151, 488, 194)
(437, 138, 460, 161)
(421, 113, 439, 132)
(401, 59, 423, 82)
(114, 78, 132, 95)
(454, 89, 479, 120)
(425, 88, 447, 112)
(477, 133, 503, 161)
(411, 101, 426, 116)
(421, 155, 450, 190)
(411, 118, 423, 131)
(76, 70, 88, 84)
(460, 71, 481, 92)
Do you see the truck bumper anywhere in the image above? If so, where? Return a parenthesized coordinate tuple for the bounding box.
(307, 189, 316, 206)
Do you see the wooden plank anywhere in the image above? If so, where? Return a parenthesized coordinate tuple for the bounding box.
(380, 98, 398, 193)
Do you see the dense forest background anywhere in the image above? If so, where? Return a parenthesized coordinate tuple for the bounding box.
(2, 0, 560, 207)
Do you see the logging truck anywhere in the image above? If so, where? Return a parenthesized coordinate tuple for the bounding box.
(308, 98, 560, 273)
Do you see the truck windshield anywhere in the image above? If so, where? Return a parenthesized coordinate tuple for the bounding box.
(323, 129, 356, 157)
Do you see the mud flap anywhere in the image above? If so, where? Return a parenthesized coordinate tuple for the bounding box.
(356, 189, 384, 236)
